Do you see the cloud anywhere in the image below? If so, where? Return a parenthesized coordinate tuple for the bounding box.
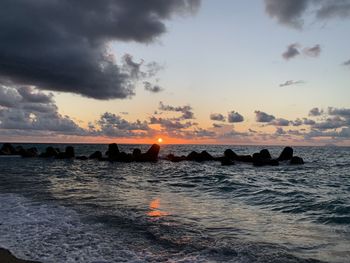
(282, 43, 321, 60)
(213, 123, 224, 128)
(0, 108, 84, 134)
(210, 113, 226, 122)
(271, 118, 290, 126)
(255, 110, 276, 123)
(282, 43, 301, 60)
(190, 128, 216, 138)
(264, 0, 309, 28)
(265, 0, 350, 29)
(275, 127, 286, 135)
(303, 118, 316, 125)
(316, 1, 350, 19)
(0, 86, 84, 134)
(292, 118, 303, 126)
(159, 101, 195, 119)
(0, 86, 21, 107)
(95, 112, 152, 138)
(343, 59, 350, 66)
(144, 81, 163, 93)
(328, 107, 350, 118)
(312, 116, 347, 130)
(149, 116, 196, 130)
(0, 0, 200, 100)
(227, 111, 244, 123)
(309, 107, 323, 116)
(221, 130, 249, 138)
(305, 127, 350, 139)
(279, 80, 305, 87)
(98, 112, 149, 131)
(303, 44, 321, 57)
(17, 86, 53, 103)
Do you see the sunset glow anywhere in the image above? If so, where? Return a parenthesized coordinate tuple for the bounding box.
(0, 1, 349, 146)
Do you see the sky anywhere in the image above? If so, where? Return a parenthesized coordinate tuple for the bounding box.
(0, 0, 350, 145)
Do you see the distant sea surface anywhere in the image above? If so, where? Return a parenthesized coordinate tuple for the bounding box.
(0, 144, 349, 263)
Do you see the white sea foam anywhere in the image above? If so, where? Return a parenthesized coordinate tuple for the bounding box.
(0, 193, 142, 263)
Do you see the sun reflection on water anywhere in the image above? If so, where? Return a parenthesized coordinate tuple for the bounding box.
(147, 198, 169, 217)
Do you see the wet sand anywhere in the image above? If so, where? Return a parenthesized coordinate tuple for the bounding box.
(0, 248, 40, 263)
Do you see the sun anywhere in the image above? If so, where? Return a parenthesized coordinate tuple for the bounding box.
(157, 138, 163, 143)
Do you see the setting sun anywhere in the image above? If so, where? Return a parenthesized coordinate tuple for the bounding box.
(157, 138, 163, 143)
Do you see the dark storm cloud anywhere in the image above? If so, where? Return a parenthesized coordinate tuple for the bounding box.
(0, 0, 200, 100)
(210, 113, 226, 122)
(0, 107, 84, 134)
(282, 43, 301, 60)
(279, 80, 304, 87)
(0, 86, 85, 134)
(0, 86, 21, 107)
(265, 0, 350, 29)
(303, 45, 321, 57)
(144, 81, 163, 93)
(255, 110, 276, 123)
(21, 103, 58, 114)
(343, 59, 350, 66)
(227, 111, 244, 123)
(18, 87, 53, 103)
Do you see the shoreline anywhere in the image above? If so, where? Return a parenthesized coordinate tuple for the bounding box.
(0, 248, 40, 263)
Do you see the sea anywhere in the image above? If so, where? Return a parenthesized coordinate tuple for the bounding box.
(0, 144, 349, 263)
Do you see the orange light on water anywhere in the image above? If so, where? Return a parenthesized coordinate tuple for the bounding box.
(147, 198, 169, 217)
(150, 199, 160, 209)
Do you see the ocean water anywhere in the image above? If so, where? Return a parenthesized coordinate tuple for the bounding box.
(0, 144, 349, 263)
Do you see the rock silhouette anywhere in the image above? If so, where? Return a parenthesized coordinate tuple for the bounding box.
(252, 149, 279, 166)
(56, 146, 75, 159)
(39, 146, 59, 158)
(0, 143, 17, 155)
(221, 157, 235, 166)
(224, 149, 238, 160)
(259, 149, 271, 160)
(186, 151, 215, 162)
(290, 156, 304, 165)
(166, 154, 187, 162)
(0, 143, 304, 166)
(106, 143, 120, 160)
(76, 156, 88, 160)
(20, 147, 38, 158)
(140, 144, 160, 162)
(89, 151, 102, 160)
(278, 147, 293, 161)
(132, 148, 142, 161)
